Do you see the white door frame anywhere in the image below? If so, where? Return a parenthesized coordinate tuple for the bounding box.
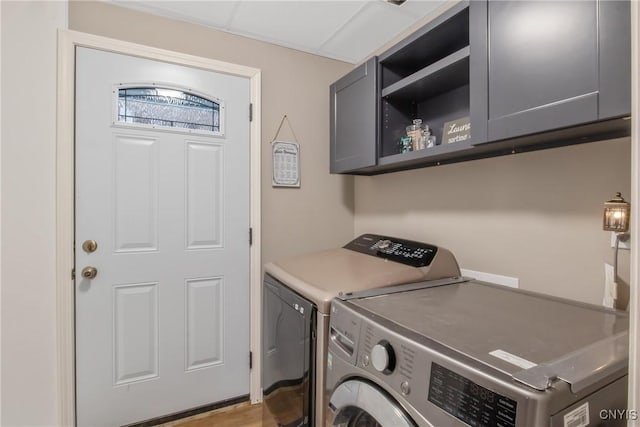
(56, 30, 262, 426)
(630, 0, 639, 414)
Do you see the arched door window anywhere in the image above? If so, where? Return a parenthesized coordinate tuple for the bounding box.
(115, 86, 224, 135)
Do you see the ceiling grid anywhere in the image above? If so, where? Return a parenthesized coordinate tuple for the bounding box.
(107, 0, 446, 63)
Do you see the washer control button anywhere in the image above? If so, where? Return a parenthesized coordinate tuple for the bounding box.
(371, 344, 388, 372)
(362, 354, 370, 367)
(400, 381, 411, 396)
(371, 340, 396, 374)
(376, 239, 393, 250)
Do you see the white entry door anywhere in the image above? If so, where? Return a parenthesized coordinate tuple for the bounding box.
(75, 47, 251, 426)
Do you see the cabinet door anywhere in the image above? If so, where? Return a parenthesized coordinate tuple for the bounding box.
(330, 57, 377, 174)
(487, 1, 599, 141)
(599, 0, 631, 119)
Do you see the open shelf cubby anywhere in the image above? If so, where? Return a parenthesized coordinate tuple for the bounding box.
(378, 3, 471, 163)
(379, 5, 469, 89)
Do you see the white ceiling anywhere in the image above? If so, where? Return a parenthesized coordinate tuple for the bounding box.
(106, 0, 446, 63)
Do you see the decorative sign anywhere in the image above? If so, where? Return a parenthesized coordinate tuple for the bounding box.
(443, 116, 471, 144)
(272, 141, 300, 187)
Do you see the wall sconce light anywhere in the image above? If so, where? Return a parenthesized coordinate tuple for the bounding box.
(603, 192, 630, 233)
(603, 192, 630, 283)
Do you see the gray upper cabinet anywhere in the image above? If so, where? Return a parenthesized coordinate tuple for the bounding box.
(328, 0, 630, 175)
(598, 0, 632, 119)
(330, 57, 378, 174)
(484, 0, 630, 142)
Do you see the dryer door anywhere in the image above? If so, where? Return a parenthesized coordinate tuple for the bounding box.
(329, 380, 416, 427)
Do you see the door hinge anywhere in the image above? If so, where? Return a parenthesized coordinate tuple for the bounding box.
(249, 103, 253, 122)
(249, 227, 253, 246)
(249, 351, 253, 370)
(71, 268, 76, 280)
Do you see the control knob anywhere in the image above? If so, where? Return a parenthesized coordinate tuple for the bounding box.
(376, 240, 393, 250)
(371, 340, 395, 374)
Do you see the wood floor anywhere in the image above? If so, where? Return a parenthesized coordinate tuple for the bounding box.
(159, 385, 303, 426)
(159, 402, 272, 427)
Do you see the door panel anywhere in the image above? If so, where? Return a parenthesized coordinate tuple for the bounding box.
(75, 47, 250, 426)
(113, 135, 159, 252)
(186, 142, 223, 249)
(186, 277, 224, 370)
(113, 282, 159, 385)
(487, 1, 599, 141)
(488, 1, 598, 118)
(330, 56, 378, 173)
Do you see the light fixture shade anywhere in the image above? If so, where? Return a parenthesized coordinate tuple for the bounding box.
(603, 192, 630, 232)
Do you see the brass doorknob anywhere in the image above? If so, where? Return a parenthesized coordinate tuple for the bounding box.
(81, 266, 98, 279)
(82, 240, 98, 253)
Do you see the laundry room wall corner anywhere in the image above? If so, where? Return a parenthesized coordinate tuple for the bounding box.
(628, 0, 639, 416)
(1, 1, 68, 426)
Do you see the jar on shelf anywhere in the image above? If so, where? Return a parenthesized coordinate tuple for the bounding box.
(406, 119, 431, 151)
(400, 136, 412, 153)
(406, 119, 422, 151)
(426, 135, 437, 148)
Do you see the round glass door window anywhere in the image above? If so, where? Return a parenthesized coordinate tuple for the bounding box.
(329, 380, 415, 427)
(334, 406, 382, 427)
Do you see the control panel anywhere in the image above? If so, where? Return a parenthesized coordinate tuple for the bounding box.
(343, 234, 438, 267)
(328, 299, 522, 426)
(428, 363, 517, 427)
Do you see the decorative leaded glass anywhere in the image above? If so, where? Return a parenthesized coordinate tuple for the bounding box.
(117, 87, 221, 133)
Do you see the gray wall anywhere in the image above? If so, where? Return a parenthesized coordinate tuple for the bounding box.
(1, 1, 68, 425)
(355, 138, 631, 306)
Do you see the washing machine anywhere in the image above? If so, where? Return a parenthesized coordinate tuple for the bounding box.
(327, 279, 629, 426)
(261, 234, 462, 427)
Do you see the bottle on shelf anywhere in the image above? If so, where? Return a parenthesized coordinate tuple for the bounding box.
(427, 135, 437, 148)
(400, 136, 412, 153)
(404, 119, 434, 152)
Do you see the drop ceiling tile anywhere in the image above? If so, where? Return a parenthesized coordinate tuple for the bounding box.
(318, 1, 416, 63)
(394, 0, 444, 17)
(105, 0, 448, 64)
(110, 0, 239, 28)
(229, 1, 367, 52)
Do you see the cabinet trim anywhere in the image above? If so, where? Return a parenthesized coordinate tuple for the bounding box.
(334, 60, 371, 92)
(598, 0, 632, 119)
(469, 0, 488, 145)
(485, 92, 599, 143)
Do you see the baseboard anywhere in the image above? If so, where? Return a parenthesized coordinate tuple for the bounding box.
(122, 394, 250, 427)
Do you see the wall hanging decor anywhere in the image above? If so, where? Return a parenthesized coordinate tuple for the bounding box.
(271, 115, 300, 188)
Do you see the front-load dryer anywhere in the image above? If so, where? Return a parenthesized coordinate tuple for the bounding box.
(261, 234, 461, 427)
